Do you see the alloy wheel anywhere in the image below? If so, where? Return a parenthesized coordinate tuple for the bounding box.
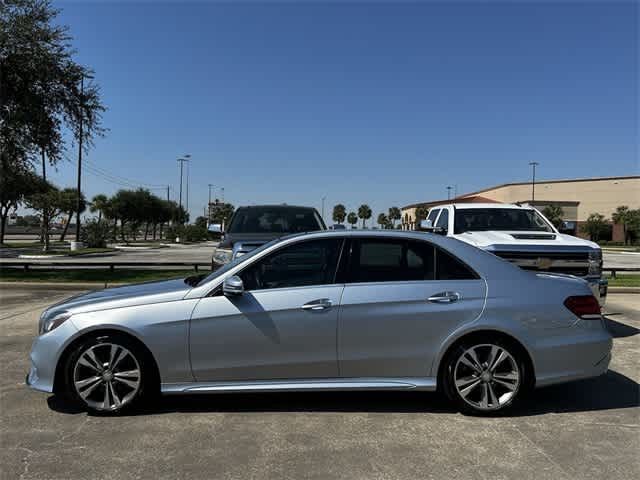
(453, 343, 520, 411)
(72, 343, 141, 412)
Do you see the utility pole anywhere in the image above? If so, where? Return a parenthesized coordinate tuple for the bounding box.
(185, 157, 191, 214)
(446, 186, 453, 200)
(221, 187, 225, 203)
(529, 162, 540, 203)
(166, 185, 170, 202)
(75, 73, 93, 244)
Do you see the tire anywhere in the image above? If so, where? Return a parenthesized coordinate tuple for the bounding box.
(443, 338, 528, 416)
(62, 332, 153, 414)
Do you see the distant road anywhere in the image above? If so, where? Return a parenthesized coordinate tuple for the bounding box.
(1, 242, 638, 269)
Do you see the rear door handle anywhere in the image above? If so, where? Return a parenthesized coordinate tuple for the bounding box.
(427, 291, 461, 303)
(301, 298, 333, 311)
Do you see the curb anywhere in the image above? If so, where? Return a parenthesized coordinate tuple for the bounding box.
(608, 286, 640, 294)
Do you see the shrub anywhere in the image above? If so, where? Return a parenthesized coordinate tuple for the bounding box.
(81, 219, 111, 248)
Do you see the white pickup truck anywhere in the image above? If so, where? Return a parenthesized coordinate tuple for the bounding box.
(422, 203, 607, 305)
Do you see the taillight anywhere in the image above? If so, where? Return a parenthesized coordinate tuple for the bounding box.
(564, 295, 601, 319)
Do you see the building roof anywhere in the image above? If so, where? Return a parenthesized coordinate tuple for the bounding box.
(401, 175, 639, 211)
(460, 175, 639, 199)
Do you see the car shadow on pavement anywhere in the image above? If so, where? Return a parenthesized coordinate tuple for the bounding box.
(47, 370, 639, 417)
(603, 316, 639, 338)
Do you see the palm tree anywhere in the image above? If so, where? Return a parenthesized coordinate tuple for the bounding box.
(387, 207, 401, 228)
(377, 213, 389, 229)
(90, 194, 109, 222)
(358, 204, 372, 228)
(332, 204, 346, 224)
(347, 212, 358, 229)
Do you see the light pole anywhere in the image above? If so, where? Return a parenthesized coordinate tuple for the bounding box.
(185, 154, 191, 216)
(208, 184, 214, 225)
(529, 162, 539, 203)
(177, 156, 190, 222)
(446, 186, 453, 200)
(321, 196, 326, 223)
(75, 72, 94, 244)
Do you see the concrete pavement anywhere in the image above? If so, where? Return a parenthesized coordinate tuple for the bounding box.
(0, 287, 638, 480)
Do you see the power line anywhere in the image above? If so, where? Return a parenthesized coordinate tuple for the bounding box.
(65, 156, 168, 191)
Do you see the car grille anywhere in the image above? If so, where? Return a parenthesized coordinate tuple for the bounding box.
(492, 251, 590, 277)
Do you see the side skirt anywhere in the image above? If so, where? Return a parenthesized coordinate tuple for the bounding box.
(161, 377, 437, 395)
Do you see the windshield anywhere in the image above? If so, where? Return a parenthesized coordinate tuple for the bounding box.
(454, 208, 553, 234)
(227, 207, 324, 234)
(195, 238, 281, 287)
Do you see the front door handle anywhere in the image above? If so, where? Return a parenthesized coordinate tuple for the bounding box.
(301, 298, 333, 311)
(428, 291, 461, 303)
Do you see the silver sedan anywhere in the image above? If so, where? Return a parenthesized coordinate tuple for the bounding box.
(27, 231, 612, 415)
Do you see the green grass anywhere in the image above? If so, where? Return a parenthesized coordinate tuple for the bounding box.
(606, 274, 640, 287)
(0, 269, 202, 284)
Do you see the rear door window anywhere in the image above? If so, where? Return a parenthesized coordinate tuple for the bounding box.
(348, 238, 435, 283)
(435, 247, 478, 280)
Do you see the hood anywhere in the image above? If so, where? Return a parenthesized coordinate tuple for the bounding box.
(219, 232, 282, 249)
(455, 231, 598, 250)
(43, 278, 193, 317)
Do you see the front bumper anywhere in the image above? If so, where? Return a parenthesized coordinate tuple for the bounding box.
(587, 277, 608, 307)
(26, 318, 79, 394)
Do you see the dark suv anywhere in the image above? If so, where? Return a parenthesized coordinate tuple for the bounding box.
(212, 205, 326, 266)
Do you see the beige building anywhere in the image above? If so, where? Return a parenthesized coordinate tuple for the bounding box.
(401, 175, 640, 241)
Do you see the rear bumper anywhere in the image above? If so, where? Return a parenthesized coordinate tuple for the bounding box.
(533, 324, 612, 388)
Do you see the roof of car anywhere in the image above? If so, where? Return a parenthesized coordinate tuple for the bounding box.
(434, 203, 532, 210)
(236, 205, 317, 210)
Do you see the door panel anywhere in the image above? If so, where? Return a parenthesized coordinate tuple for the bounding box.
(190, 286, 343, 381)
(338, 280, 486, 377)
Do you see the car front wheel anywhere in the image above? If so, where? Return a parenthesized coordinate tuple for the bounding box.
(63, 333, 150, 414)
(443, 340, 527, 415)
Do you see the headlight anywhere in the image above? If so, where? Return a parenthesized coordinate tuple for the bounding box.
(588, 249, 602, 276)
(213, 248, 233, 265)
(39, 311, 72, 335)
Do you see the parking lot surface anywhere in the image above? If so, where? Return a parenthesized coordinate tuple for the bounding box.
(1, 288, 638, 480)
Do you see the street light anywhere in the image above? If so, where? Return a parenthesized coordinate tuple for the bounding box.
(446, 186, 453, 200)
(529, 162, 540, 203)
(74, 72, 94, 245)
(208, 184, 214, 225)
(177, 155, 190, 222)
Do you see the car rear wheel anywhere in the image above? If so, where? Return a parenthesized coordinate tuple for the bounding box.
(443, 340, 527, 415)
(64, 333, 150, 414)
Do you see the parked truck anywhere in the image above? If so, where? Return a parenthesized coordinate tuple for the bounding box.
(421, 203, 607, 305)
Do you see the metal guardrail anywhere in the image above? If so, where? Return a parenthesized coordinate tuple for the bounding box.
(0, 261, 213, 272)
(1, 262, 637, 276)
(603, 267, 640, 279)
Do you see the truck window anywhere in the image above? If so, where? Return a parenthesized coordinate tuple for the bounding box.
(453, 208, 553, 234)
(427, 209, 440, 223)
(435, 209, 449, 231)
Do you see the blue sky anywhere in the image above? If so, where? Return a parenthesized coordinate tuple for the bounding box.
(50, 0, 638, 222)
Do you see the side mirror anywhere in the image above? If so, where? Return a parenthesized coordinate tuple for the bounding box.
(419, 219, 434, 231)
(223, 275, 244, 296)
(208, 224, 223, 234)
(433, 226, 447, 235)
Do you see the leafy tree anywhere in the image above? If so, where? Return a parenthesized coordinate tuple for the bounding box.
(195, 216, 208, 229)
(59, 188, 87, 241)
(612, 206, 632, 245)
(24, 182, 71, 248)
(209, 202, 234, 228)
(1, 0, 105, 172)
(357, 204, 372, 228)
(332, 204, 346, 224)
(16, 215, 40, 227)
(0, 163, 47, 243)
(347, 212, 358, 228)
(387, 207, 401, 228)
(626, 209, 640, 244)
(90, 194, 109, 222)
(580, 213, 609, 242)
(377, 213, 389, 229)
(542, 205, 564, 229)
